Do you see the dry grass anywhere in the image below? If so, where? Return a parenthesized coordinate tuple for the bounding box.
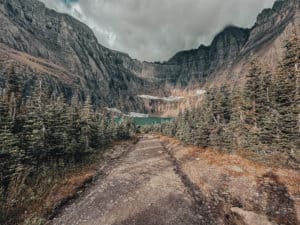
(159, 135, 300, 195)
(1, 139, 135, 225)
(159, 135, 300, 224)
(47, 170, 96, 204)
(12, 168, 97, 225)
(0, 43, 79, 85)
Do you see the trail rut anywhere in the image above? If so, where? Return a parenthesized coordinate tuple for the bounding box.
(48, 135, 212, 225)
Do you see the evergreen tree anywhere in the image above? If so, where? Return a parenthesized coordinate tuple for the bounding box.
(6, 65, 22, 122)
(79, 96, 94, 154)
(242, 58, 264, 151)
(274, 32, 299, 158)
(193, 109, 210, 147)
(208, 88, 232, 150)
(44, 96, 69, 160)
(66, 95, 84, 160)
(243, 58, 263, 128)
(230, 87, 244, 149)
(258, 71, 279, 150)
(89, 113, 106, 149)
(176, 110, 192, 143)
(21, 94, 46, 165)
(0, 96, 20, 189)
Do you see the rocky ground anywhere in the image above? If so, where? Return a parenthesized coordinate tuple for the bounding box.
(47, 135, 300, 225)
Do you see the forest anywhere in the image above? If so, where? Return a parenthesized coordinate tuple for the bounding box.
(0, 71, 135, 224)
(146, 33, 299, 169)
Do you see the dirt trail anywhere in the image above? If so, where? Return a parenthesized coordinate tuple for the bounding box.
(48, 135, 210, 225)
(48, 135, 300, 225)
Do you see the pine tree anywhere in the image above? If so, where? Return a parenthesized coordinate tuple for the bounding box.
(0, 96, 20, 189)
(230, 87, 246, 149)
(6, 65, 22, 122)
(21, 94, 46, 165)
(66, 95, 84, 160)
(274, 32, 299, 158)
(207, 88, 232, 150)
(258, 71, 279, 150)
(79, 96, 94, 154)
(89, 113, 107, 149)
(108, 114, 118, 141)
(45, 96, 69, 160)
(242, 58, 264, 151)
(175, 110, 191, 143)
(194, 109, 211, 147)
(243, 58, 263, 128)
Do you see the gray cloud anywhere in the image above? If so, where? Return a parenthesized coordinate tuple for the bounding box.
(40, 0, 275, 61)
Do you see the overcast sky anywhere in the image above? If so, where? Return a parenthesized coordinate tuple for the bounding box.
(40, 0, 275, 61)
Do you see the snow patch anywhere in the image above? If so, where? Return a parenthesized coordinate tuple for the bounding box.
(105, 107, 122, 114)
(195, 89, 207, 96)
(105, 108, 149, 118)
(138, 95, 184, 102)
(128, 112, 150, 118)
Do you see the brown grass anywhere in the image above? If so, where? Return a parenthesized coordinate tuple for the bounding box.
(47, 170, 96, 204)
(0, 43, 78, 85)
(2, 139, 135, 225)
(159, 135, 300, 195)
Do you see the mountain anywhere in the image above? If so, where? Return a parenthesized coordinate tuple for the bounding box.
(138, 0, 299, 87)
(118, 0, 299, 115)
(0, 0, 299, 115)
(0, 0, 156, 112)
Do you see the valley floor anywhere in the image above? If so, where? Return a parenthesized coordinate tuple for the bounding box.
(47, 135, 300, 225)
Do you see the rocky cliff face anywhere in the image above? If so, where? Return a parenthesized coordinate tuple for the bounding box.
(117, 26, 250, 87)
(151, 0, 298, 87)
(120, 0, 298, 90)
(0, 0, 298, 115)
(243, 0, 298, 54)
(0, 0, 154, 112)
(166, 26, 250, 85)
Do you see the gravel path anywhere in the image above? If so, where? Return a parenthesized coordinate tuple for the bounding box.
(48, 135, 206, 225)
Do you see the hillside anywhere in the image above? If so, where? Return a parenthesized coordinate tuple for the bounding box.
(0, 0, 299, 116)
(0, 0, 153, 112)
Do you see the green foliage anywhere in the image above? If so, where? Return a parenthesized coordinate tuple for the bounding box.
(275, 33, 299, 154)
(0, 77, 136, 224)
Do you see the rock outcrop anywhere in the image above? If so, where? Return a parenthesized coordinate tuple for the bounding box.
(0, 0, 154, 111)
(229, 208, 275, 225)
(243, 0, 298, 55)
(166, 26, 250, 85)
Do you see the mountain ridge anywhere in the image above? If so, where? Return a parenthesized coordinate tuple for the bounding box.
(0, 0, 298, 115)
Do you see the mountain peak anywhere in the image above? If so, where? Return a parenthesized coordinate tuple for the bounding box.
(255, 0, 298, 26)
(168, 25, 249, 68)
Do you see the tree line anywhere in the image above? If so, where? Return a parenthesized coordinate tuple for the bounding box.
(0, 70, 135, 224)
(150, 34, 299, 168)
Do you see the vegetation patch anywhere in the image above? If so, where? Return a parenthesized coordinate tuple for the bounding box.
(147, 34, 299, 170)
(0, 69, 137, 225)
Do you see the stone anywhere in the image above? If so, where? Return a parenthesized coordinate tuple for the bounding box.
(230, 207, 276, 225)
(228, 165, 244, 173)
